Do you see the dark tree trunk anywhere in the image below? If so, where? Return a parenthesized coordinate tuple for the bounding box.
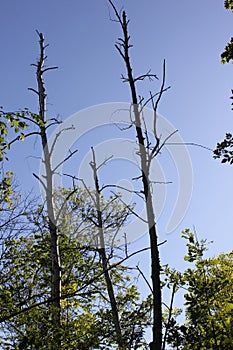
(108, 3, 164, 349)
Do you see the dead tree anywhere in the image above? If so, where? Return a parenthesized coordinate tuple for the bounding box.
(89, 147, 125, 349)
(29, 32, 62, 347)
(0, 32, 81, 347)
(108, 2, 170, 349)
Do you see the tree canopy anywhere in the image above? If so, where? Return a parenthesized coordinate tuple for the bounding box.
(164, 230, 233, 350)
(0, 187, 152, 349)
(0, 1, 232, 349)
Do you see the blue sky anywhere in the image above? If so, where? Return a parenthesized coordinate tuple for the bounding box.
(0, 0, 232, 298)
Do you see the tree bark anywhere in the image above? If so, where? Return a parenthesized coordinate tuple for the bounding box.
(90, 148, 124, 349)
(108, 3, 163, 349)
(35, 32, 62, 347)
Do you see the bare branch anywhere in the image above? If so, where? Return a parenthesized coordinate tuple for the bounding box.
(166, 142, 213, 152)
(28, 87, 39, 96)
(101, 183, 144, 200)
(49, 126, 75, 157)
(115, 43, 126, 60)
(158, 240, 167, 247)
(150, 60, 167, 156)
(45, 119, 62, 130)
(110, 190, 148, 223)
(55, 186, 79, 222)
(141, 108, 151, 149)
(108, 0, 123, 24)
(42, 66, 58, 74)
(63, 174, 97, 206)
(141, 86, 171, 111)
(96, 155, 113, 171)
(52, 149, 78, 174)
(136, 265, 153, 293)
(123, 232, 128, 258)
(114, 122, 133, 131)
(154, 60, 166, 121)
(134, 70, 159, 83)
(149, 129, 178, 162)
(151, 180, 173, 185)
(33, 172, 47, 192)
(6, 131, 41, 149)
(132, 174, 143, 181)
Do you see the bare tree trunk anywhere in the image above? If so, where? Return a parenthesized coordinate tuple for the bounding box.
(90, 147, 124, 349)
(108, 2, 165, 349)
(131, 87, 162, 350)
(33, 32, 62, 347)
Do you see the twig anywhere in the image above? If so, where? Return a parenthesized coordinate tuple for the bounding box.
(166, 142, 213, 151)
(52, 149, 78, 173)
(33, 173, 47, 192)
(110, 190, 148, 223)
(136, 265, 153, 293)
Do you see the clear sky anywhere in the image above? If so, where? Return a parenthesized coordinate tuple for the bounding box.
(0, 0, 232, 299)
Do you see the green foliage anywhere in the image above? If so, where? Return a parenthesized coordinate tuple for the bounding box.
(0, 234, 102, 348)
(0, 171, 15, 210)
(164, 231, 233, 350)
(0, 110, 28, 161)
(224, 0, 233, 11)
(184, 252, 233, 349)
(55, 186, 133, 248)
(222, 2, 233, 64)
(215, 2, 233, 160)
(221, 38, 233, 64)
(182, 229, 208, 262)
(213, 132, 233, 164)
(0, 187, 151, 349)
(0, 109, 29, 211)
